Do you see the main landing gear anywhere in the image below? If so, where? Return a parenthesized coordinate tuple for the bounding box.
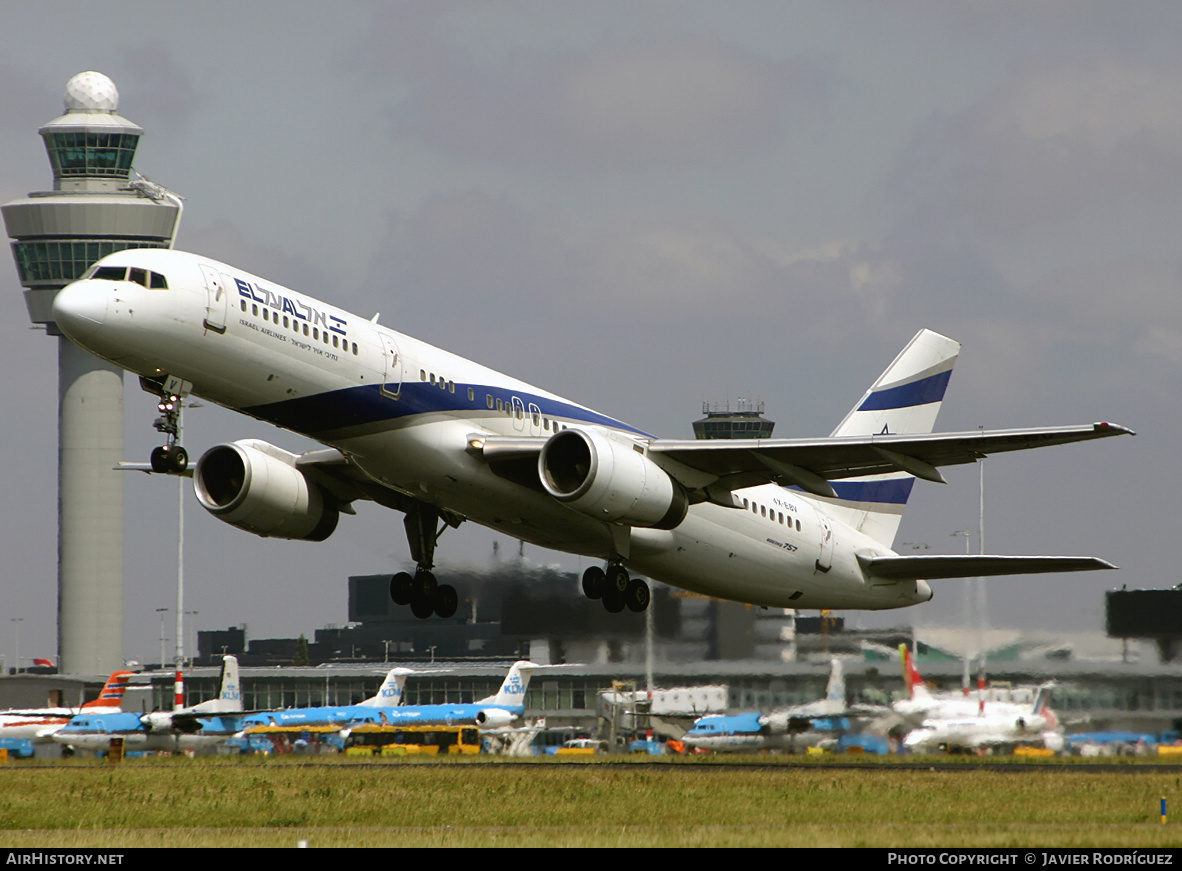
(581, 563, 650, 613)
(145, 380, 188, 475)
(388, 502, 461, 620)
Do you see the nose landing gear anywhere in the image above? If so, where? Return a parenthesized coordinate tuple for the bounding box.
(149, 390, 188, 475)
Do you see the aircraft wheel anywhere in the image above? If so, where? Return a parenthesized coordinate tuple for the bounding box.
(606, 564, 629, 595)
(602, 587, 626, 613)
(412, 569, 438, 601)
(434, 584, 458, 619)
(581, 566, 606, 600)
(625, 578, 650, 613)
(169, 445, 189, 474)
(410, 595, 435, 619)
(150, 445, 170, 473)
(389, 572, 414, 606)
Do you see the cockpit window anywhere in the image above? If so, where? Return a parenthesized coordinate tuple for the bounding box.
(92, 265, 127, 281)
(87, 264, 169, 289)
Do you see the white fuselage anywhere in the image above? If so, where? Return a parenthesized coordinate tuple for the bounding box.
(52, 250, 931, 611)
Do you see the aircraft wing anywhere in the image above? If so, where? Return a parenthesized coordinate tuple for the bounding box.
(857, 554, 1117, 581)
(647, 422, 1133, 498)
(469, 422, 1132, 500)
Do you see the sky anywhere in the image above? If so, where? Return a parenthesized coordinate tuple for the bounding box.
(0, 1, 1178, 668)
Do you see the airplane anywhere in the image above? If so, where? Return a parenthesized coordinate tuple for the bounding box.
(681, 658, 889, 753)
(239, 660, 538, 735)
(54, 655, 242, 753)
(198, 664, 415, 732)
(0, 669, 135, 743)
(901, 682, 1063, 754)
(139, 653, 242, 734)
(50, 248, 1133, 620)
(892, 644, 1040, 726)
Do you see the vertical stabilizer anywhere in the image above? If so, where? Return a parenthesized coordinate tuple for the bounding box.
(900, 644, 932, 703)
(818, 329, 960, 546)
(825, 658, 845, 705)
(190, 655, 242, 714)
(479, 661, 538, 706)
(359, 667, 414, 707)
(81, 670, 135, 711)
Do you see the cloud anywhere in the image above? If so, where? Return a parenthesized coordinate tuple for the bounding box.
(899, 60, 1182, 237)
(362, 19, 828, 172)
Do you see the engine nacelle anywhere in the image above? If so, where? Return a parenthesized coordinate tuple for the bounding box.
(194, 440, 340, 541)
(474, 708, 515, 728)
(539, 428, 688, 529)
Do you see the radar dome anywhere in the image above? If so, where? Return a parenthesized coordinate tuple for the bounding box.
(64, 71, 119, 113)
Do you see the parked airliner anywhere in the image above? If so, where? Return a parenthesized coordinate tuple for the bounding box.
(681, 658, 888, 753)
(0, 670, 134, 743)
(213, 665, 413, 731)
(54, 656, 242, 753)
(902, 683, 1063, 754)
(238, 660, 537, 734)
(51, 249, 1132, 618)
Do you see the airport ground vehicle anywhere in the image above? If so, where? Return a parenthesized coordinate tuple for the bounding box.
(342, 724, 482, 756)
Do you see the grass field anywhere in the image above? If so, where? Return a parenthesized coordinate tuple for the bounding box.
(2, 756, 1181, 848)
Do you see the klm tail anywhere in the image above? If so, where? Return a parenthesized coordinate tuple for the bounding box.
(190, 655, 243, 715)
(821, 329, 960, 546)
(359, 667, 414, 707)
(478, 661, 538, 706)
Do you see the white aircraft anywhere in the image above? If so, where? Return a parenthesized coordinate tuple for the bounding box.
(0, 670, 134, 743)
(892, 644, 1041, 726)
(902, 682, 1064, 754)
(50, 249, 1132, 619)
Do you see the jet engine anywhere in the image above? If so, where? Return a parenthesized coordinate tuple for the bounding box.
(194, 439, 340, 541)
(538, 428, 688, 529)
(474, 708, 515, 728)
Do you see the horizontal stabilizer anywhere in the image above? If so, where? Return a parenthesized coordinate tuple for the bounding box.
(858, 553, 1117, 581)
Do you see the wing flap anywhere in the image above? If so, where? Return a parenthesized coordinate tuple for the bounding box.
(858, 553, 1118, 581)
(650, 422, 1133, 490)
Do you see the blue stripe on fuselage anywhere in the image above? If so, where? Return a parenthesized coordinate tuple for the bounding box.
(857, 370, 952, 412)
(243, 382, 651, 438)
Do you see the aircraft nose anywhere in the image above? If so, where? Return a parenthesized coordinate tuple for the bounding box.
(52, 280, 109, 342)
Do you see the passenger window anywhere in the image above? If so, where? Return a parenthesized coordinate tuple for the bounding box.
(353, 343, 359, 356)
(796, 519, 801, 532)
(240, 300, 247, 312)
(467, 387, 475, 401)
(486, 395, 494, 409)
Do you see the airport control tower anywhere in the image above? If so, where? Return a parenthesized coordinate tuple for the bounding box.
(692, 397, 775, 440)
(2, 72, 181, 673)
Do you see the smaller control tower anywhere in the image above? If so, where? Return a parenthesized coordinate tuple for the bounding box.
(3, 72, 181, 673)
(692, 397, 775, 440)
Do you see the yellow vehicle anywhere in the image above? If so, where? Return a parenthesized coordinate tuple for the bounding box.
(342, 724, 483, 757)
